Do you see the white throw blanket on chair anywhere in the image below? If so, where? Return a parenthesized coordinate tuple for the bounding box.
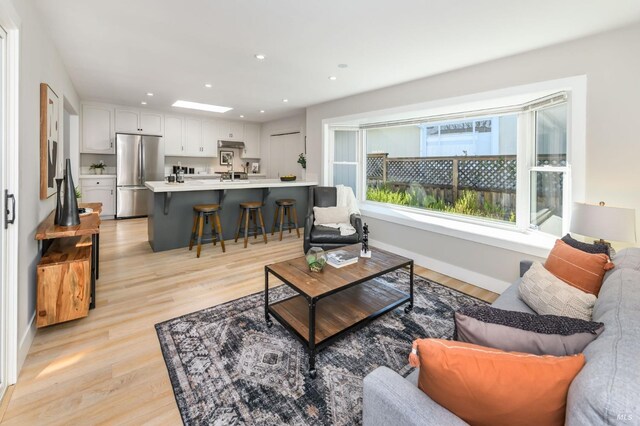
(321, 185, 360, 236)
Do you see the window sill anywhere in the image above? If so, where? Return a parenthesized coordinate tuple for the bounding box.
(359, 201, 556, 258)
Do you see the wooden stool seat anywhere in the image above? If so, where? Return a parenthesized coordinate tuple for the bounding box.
(235, 201, 268, 248)
(239, 201, 263, 209)
(272, 199, 300, 241)
(193, 204, 221, 213)
(189, 204, 225, 257)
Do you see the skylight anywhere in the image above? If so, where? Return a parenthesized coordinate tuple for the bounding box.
(172, 100, 233, 113)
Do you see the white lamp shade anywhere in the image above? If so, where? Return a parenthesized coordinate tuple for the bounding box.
(570, 202, 637, 243)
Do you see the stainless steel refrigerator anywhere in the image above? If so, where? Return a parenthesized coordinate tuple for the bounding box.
(116, 133, 164, 218)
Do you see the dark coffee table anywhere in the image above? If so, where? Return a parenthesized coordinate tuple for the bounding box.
(264, 244, 414, 378)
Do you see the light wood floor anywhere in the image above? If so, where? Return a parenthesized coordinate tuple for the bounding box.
(0, 218, 497, 425)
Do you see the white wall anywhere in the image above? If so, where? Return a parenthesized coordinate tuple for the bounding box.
(306, 23, 640, 289)
(260, 113, 306, 178)
(11, 0, 80, 370)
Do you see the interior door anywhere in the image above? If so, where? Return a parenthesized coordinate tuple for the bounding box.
(0, 23, 8, 401)
(269, 133, 302, 178)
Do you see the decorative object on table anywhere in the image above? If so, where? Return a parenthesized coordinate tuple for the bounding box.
(360, 222, 371, 258)
(74, 186, 81, 199)
(40, 83, 61, 199)
(54, 178, 63, 225)
(454, 305, 604, 356)
(297, 152, 306, 169)
(280, 175, 296, 182)
(78, 207, 94, 217)
(326, 249, 358, 268)
(220, 150, 234, 166)
(89, 161, 105, 175)
(59, 159, 81, 227)
(305, 247, 327, 272)
(251, 162, 260, 173)
(155, 270, 485, 425)
(570, 201, 636, 255)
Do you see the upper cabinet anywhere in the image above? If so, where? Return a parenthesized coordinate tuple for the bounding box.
(115, 108, 163, 136)
(202, 120, 219, 157)
(164, 115, 185, 156)
(218, 120, 244, 141)
(185, 118, 203, 156)
(81, 104, 115, 154)
(242, 123, 261, 158)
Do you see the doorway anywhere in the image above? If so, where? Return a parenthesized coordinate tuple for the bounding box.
(268, 132, 304, 179)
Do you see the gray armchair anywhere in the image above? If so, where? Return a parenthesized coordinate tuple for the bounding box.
(303, 186, 363, 253)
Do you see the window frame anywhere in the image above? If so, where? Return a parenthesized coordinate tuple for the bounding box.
(327, 93, 572, 237)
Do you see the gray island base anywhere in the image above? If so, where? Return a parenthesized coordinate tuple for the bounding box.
(145, 179, 318, 252)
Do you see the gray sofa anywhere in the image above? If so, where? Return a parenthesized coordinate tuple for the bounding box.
(363, 248, 640, 426)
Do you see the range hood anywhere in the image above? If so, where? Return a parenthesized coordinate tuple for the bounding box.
(218, 140, 245, 149)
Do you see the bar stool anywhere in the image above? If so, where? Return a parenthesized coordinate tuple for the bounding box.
(234, 201, 268, 248)
(189, 204, 225, 258)
(272, 199, 300, 241)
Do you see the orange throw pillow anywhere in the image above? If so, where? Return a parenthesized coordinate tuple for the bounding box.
(545, 239, 613, 296)
(410, 339, 585, 426)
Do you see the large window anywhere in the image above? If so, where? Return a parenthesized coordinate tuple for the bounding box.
(328, 93, 570, 236)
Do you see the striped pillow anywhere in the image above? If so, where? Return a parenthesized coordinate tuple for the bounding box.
(544, 240, 613, 296)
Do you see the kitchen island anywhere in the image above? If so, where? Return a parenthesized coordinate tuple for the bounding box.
(145, 179, 318, 252)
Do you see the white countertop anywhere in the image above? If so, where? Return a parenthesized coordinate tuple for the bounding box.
(80, 174, 116, 179)
(145, 179, 318, 193)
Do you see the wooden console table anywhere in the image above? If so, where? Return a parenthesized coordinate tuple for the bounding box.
(35, 203, 102, 326)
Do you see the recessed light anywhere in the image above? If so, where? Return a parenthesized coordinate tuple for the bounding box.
(204, 83, 212, 88)
(141, 101, 147, 105)
(172, 100, 233, 113)
(328, 76, 337, 81)
(240, 115, 245, 118)
(282, 99, 289, 103)
(259, 110, 265, 113)
(254, 54, 266, 60)
(146, 92, 154, 96)
(338, 63, 348, 68)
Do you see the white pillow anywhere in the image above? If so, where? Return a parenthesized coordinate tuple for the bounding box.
(519, 262, 596, 321)
(313, 206, 349, 225)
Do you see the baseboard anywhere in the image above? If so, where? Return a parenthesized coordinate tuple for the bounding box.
(17, 313, 36, 375)
(369, 238, 511, 294)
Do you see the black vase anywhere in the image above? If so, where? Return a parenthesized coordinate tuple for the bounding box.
(59, 159, 80, 227)
(54, 178, 63, 225)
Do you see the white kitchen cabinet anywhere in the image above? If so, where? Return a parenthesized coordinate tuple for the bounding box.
(164, 115, 185, 156)
(185, 118, 203, 156)
(81, 104, 114, 154)
(218, 120, 244, 141)
(242, 123, 261, 158)
(202, 120, 219, 157)
(80, 177, 116, 217)
(115, 108, 163, 135)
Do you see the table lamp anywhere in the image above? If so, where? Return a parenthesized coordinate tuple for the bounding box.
(570, 202, 637, 253)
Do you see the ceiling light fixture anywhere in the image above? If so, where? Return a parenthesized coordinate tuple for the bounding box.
(141, 101, 147, 105)
(282, 99, 289, 103)
(204, 83, 212, 88)
(240, 115, 245, 118)
(172, 100, 233, 113)
(146, 92, 154, 96)
(254, 54, 266, 60)
(338, 63, 348, 68)
(259, 110, 265, 113)
(328, 76, 337, 81)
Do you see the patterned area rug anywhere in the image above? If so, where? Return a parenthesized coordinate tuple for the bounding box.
(155, 270, 486, 425)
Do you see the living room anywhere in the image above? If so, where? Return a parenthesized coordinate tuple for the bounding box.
(0, 0, 639, 424)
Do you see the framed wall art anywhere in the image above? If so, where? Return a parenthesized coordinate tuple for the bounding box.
(40, 83, 60, 199)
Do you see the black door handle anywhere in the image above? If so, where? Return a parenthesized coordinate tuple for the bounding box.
(5, 189, 15, 229)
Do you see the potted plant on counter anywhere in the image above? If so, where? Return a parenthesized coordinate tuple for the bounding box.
(89, 161, 106, 175)
(297, 153, 306, 180)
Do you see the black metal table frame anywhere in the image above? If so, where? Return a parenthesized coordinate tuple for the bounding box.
(264, 259, 414, 378)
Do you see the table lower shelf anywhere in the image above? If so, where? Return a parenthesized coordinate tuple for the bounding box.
(269, 280, 409, 346)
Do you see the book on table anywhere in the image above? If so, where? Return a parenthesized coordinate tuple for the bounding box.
(326, 250, 359, 268)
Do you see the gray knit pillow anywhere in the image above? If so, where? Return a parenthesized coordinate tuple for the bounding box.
(455, 305, 604, 356)
(519, 262, 596, 321)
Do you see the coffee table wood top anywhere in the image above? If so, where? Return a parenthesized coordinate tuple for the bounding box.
(266, 244, 412, 299)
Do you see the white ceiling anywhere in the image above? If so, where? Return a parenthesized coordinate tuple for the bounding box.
(35, 0, 640, 122)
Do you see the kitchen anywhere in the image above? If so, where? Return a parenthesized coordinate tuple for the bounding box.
(78, 101, 309, 221)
